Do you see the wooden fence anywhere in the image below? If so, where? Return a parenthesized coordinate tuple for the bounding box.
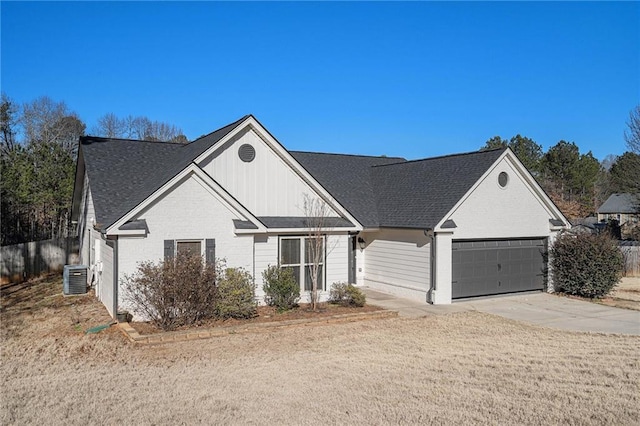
(1, 237, 79, 284)
(619, 242, 640, 277)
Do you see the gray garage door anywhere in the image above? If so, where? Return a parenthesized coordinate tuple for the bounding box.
(452, 239, 546, 299)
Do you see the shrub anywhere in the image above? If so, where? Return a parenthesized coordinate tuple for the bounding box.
(550, 233, 623, 298)
(122, 253, 219, 331)
(215, 267, 257, 319)
(262, 265, 300, 311)
(329, 282, 366, 307)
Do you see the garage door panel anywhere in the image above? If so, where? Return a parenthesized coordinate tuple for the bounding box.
(452, 239, 546, 299)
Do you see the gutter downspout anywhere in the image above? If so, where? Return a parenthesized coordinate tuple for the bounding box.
(113, 237, 118, 320)
(426, 229, 436, 304)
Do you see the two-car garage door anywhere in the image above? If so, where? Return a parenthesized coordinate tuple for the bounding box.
(451, 238, 546, 299)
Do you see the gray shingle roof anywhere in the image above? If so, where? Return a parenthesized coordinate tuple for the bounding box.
(233, 219, 259, 230)
(292, 149, 505, 229)
(597, 193, 639, 214)
(79, 114, 508, 233)
(290, 152, 406, 227)
(257, 216, 354, 228)
(370, 149, 506, 229)
(81, 115, 249, 230)
(118, 219, 149, 231)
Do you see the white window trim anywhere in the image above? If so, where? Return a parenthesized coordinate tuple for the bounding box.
(175, 239, 205, 257)
(279, 235, 326, 292)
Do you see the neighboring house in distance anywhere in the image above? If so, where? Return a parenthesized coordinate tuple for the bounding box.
(597, 193, 640, 240)
(568, 217, 602, 236)
(71, 115, 570, 319)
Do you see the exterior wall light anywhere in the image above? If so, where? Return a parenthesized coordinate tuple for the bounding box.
(357, 237, 366, 250)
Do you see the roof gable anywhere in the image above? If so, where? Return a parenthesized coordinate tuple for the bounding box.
(78, 117, 249, 231)
(80, 138, 184, 230)
(79, 115, 363, 232)
(193, 116, 364, 227)
(438, 149, 570, 237)
(107, 163, 266, 235)
(370, 149, 506, 229)
(598, 193, 639, 214)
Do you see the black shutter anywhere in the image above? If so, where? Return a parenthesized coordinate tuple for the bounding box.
(164, 240, 175, 261)
(205, 239, 216, 265)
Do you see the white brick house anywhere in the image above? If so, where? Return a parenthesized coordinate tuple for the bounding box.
(72, 115, 570, 318)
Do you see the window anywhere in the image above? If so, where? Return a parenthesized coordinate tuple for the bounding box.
(164, 239, 216, 264)
(498, 171, 509, 188)
(177, 241, 202, 257)
(279, 236, 325, 292)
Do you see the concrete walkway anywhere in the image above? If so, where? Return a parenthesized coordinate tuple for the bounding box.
(363, 287, 640, 335)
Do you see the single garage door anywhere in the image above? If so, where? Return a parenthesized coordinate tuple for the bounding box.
(452, 238, 546, 299)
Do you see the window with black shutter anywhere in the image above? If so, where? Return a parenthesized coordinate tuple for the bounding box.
(163, 239, 216, 264)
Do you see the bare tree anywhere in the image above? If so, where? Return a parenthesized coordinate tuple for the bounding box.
(95, 112, 125, 138)
(0, 93, 19, 155)
(624, 105, 640, 154)
(94, 113, 186, 142)
(126, 115, 151, 140)
(303, 194, 333, 311)
(145, 120, 184, 142)
(52, 115, 85, 157)
(21, 96, 85, 157)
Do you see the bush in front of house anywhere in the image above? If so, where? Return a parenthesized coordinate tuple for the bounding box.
(262, 265, 300, 311)
(550, 232, 624, 298)
(215, 267, 257, 319)
(329, 282, 366, 307)
(122, 253, 219, 331)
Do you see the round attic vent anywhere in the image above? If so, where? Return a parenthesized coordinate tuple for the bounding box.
(238, 144, 256, 162)
(498, 171, 509, 188)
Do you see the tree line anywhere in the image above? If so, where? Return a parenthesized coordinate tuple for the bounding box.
(0, 94, 186, 245)
(1, 93, 638, 245)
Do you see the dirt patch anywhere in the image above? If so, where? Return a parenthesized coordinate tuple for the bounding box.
(2, 275, 639, 425)
(130, 303, 384, 335)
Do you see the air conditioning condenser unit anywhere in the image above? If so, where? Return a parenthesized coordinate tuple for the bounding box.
(63, 265, 88, 295)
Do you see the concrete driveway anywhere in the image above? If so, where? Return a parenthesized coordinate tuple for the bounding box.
(363, 288, 640, 335)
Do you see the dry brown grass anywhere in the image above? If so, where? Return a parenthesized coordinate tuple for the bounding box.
(2, 275, 639, 425)
(614, 277, 640, 300)
(595, 277, 640, 310)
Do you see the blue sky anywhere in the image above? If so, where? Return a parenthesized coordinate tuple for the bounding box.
(2, 1, 638, 161)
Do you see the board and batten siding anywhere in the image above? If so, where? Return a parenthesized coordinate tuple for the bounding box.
(199, 128, 340, 218)
(363, 229, 431, 301)
(117, 172, 254, 312)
